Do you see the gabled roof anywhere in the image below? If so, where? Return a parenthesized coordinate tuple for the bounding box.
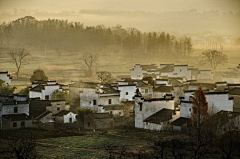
(143, 108, 173, 124)
(2, 113, 31, 121)
(171, 117, 190, 126)
(160, 65, 174, 73)
(29, 99, 51, 118)
(169, 79, 183, 87)
(154, 86, 173, 93)
(99, 85, 120, 94)
(134, 81, 152, 87)
(35, 111, 51, 120)
(29, 85, 44, 92)
(55, 110, 72, 116)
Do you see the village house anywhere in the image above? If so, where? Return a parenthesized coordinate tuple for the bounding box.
(180, 90, 234, 118)
(171, 117, 190, 131)
(229, 87, 240, 112)
(0, 71, 12, 85)
(209, 111, 240, 134)
(84, 113, 114, 130)
(0, 94, 31, 130)
(153, 85, 173, 98)
(30, 99, 76, 129)
(29, 80, 64, 100)
(69, 81, 99, 100)
(222, 65, 240, 83)
(117, 82, 136, 101)
(130, 64, 159, 80)
(134, 93, 174, 129)
(80, 84, 121, 111)
(143, 108, 175, 131)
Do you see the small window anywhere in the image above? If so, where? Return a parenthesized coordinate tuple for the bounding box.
(110, 111, 113, 114)
(119, 112, 121, 115)
(146, 122, 148, 125)
(93, 100, 97, 105)
(189, 108, 191, 111)
(13, 122, 17, 128)
(139, 103, 143, 111)
(14, 107, 18, 113)
(57, 107, 60, 111)
(180, 69, 182, 72)
(126, 92, 128, 95)
(88, 122, 90, 127)
(21, 121, 25, 127)
(145, 89, 148, 94)
(108, 99, 112, 105)
(69, 118, 72, 123)
(45, 95, 49, 100)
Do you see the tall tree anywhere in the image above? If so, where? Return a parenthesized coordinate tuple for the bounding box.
(191, 86, 209, 128)
(200, 50, 228, 72)
(8, 48, 30, 78)
(97, 71, 114, 84)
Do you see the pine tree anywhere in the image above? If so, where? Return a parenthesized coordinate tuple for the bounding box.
(191, 86, 209, 128)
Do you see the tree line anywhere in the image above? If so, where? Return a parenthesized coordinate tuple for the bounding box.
(0, 16, 193, 59)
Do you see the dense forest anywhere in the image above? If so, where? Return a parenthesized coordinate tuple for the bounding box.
(0, 16, 193, 59)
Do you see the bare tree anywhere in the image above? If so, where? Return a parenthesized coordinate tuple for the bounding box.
(200, 50, 228, 72)
(8, 48, 30, 78)
(97, 71, 114, 83)
(103, 143, 129, 159)
(80, 52, 98, 77)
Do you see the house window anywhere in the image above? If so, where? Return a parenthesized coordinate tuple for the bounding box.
(189, 108, 191, 111)
(110, 111, 113, 114)
(57, 107, 60, 111)
(180, 69, 182, 72)
(93, 100, 97, 105)
(126, 92, 128, 95)
(145, 89, 148, 94)
(13, 122, 17, 128)
(88, 122, 90, 127)
(139, 103, 143, 111)
(69, 118, 72, 123)
(146, 122, 148, 125)
(14, 107, 18, 113)
(119, 112, 121, 115)
(108, 99, 112, 105)
(21, 121, 25, 127)
(45, 95, 49, 100)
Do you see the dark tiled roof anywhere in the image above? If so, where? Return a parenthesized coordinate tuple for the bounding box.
(0, 71, 8, 74)
(29, 99, 51, 118)
(55, 110, 71, 116)
(143, 108, 173, 124)
(135, 81, 152, 87)
(141, 64, 158, 70)
(210, 111, 240, 127)
(103, 105, 124, 111)
(100, 86, 120, 94)
(229, 88, 240, 95)
(2, 113, 31, 121)
(70, 81, 99, 88)
(29, 85, 44, 92)
(171, 117, 190, 126)
(35, 111, 51, 120)
(154, 86, 173, 93)
(160, 65, 174, 73)
(169, 79, 183, 87)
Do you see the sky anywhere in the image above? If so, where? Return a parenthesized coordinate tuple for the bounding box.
(1, 0, 240, 13)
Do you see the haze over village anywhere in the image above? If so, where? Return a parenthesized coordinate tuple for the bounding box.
(0, 0, 240, 158)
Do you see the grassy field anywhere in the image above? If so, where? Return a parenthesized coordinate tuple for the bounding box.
(0, 128, 183, 158)
(1, 45, 239, 86)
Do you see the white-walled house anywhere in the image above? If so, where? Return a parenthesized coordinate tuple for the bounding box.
(134, 95, 174, 129)
(153, 86, 173, 98)
(80, 84, 121, 111)
(29, 80, 63, 100)
(198, 70, 213, 80)
(0, 95, 31, 130)
(98, 105, 124, 116)
(118, 84, 136, 101)
(173, 65, 192, 80)
(0, 71, 12, 85)
(180, 91, 234, 118)
(134, 81, 153, 98)
(55, 110, 77, 123)
(130, 64, 159, 80)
